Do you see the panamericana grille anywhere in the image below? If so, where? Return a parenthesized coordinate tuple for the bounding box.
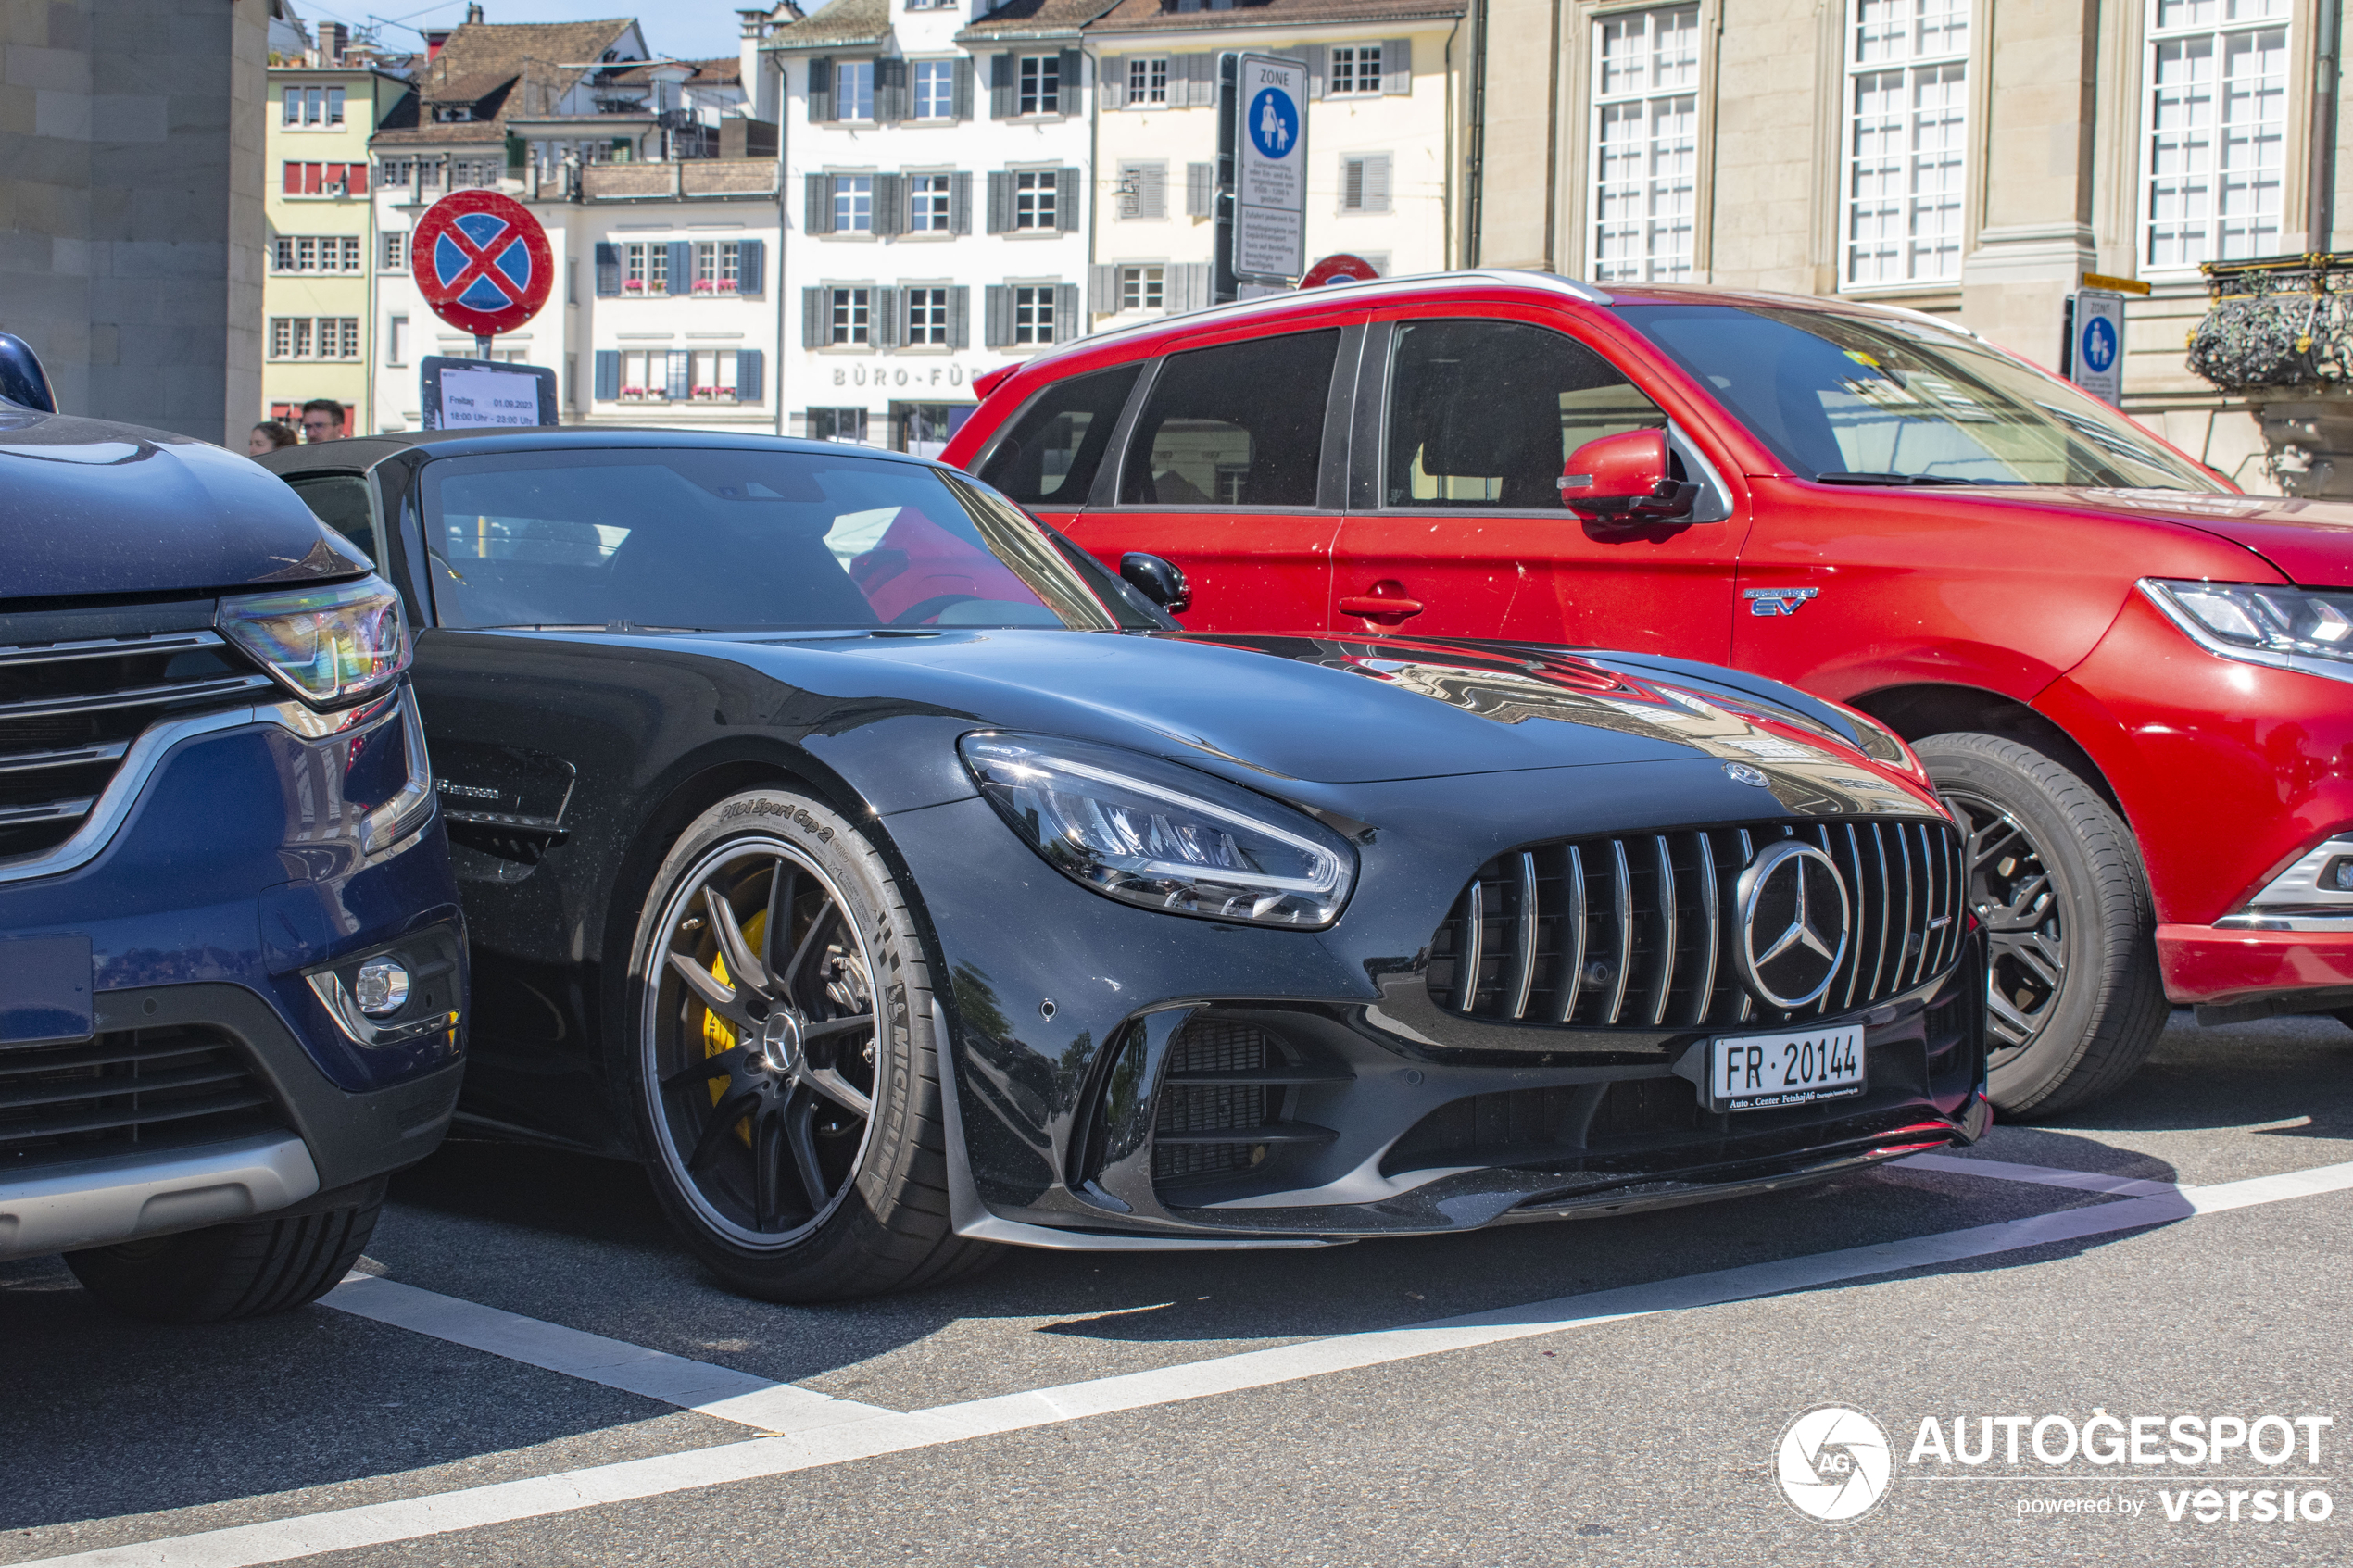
(1150, 1018, 1341, 1189)
(0, 1024, 280, 1171)
(1428, 819, 1965, 1030)
(0, 629, 272, 862)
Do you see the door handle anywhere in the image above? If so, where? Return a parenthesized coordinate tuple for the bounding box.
(1340, 590, 1425, 623)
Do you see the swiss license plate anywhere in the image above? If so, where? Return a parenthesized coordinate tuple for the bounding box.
(1707, 1025, 1865, 1112)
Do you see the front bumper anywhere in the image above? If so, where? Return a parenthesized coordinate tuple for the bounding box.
(2157, 922, 2353, 1015)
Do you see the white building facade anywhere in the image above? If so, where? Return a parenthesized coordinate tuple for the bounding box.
(763, 0, 1105, 453)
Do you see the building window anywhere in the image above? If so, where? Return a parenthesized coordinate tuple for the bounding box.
(1013, 284, 1056, 345)
(906, 287, 950, 345)
(808, 408, 869, 443)
(267, 317, 360, 359)
(909, 174, 953, 232)
(1116, 160, 1167, 219)
(837, 60, 876, 121)
(386, 315, 409, 366)
(450, 157, 500, 189)
(383, 231, 407, 270)
(1340, 154, 1392, 214)
(1328, 45, 1383, 95)
(1843, 0, 1969, 286)
(1127, 57, 1168, 106)
(1018, 55, 1061, 116)
(2144, 0, 2291, 270)
(1590, 5, 1699, 282)
(272, 235, 362, 272)
(1119, 265, 1165, 312)
(281, 161, 368, 196)
(282, 85, 346, 127)
(693, 241, 742, 294)
(1013, 169, 1057, 229)
(623, 242, 669, 293)
(617, 349, 662, 400)
(835, 175, 875, 233)
(914, 59, 956, 119)
(831, 287, 873, 345)
(689, 350, 740, 400)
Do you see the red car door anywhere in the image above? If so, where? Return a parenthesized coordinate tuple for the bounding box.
(1329, 304, 1749, 658)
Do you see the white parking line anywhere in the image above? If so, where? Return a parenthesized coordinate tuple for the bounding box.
(31, 1155, 2353, 1568)
(1894, 1151, 2183, 1198)
(322, 1274, 891, 1435)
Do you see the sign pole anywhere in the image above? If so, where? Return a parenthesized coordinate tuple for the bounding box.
(475, 334, 493, 360)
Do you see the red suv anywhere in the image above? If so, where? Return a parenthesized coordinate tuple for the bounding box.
(943, 270, 2353, 1117)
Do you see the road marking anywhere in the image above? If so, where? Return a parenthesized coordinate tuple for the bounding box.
(323, 1274, 890, 1435)
(1894, 1151, 2183, 1198)
(32, 1156, 2353, 1568)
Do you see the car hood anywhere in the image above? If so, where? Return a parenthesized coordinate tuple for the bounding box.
(1965, 487, 2353, 587)
(736, 628, 1944, 816)
(0, 408, 366, 602)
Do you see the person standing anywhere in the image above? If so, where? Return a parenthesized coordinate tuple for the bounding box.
(299, 398, 346, 442)
(246, 420, 300, 457)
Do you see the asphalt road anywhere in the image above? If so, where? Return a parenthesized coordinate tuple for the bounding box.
(6, 1006, 2351, 1568)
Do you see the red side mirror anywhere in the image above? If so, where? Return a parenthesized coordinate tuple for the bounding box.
(1559, 429, 1699, 521)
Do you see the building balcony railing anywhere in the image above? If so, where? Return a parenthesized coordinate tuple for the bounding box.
(2188, 253, 2353, 394)
(570, 157, 778, 202)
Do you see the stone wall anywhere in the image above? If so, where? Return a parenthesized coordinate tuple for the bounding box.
(0, 0, 263, 445)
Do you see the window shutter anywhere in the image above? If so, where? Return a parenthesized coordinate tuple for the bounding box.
(876, 57, 906, 123)
(875, 286, 901, 348)
(665, 350, 691, 400)
(1055, 283, 1079, 343)
(1187, 53, 1215, 107)
(1186, 161, 1214, 218)
(988, 53, 1013, 119)
(805, 173, 835, 235)
(666, 241, 692, 295)
(984, 284, 1011, 348)
(594, 242, 622, 295)
(1088, 264, 1117, 315)
(594, 349, 619, 400)
(952, 56, 975, 119)
(1301, 44, 1326, 100)
(1342, 156, 1364, 213)
(1138, 160, 1166, 220)
(1363, 152, 1392, 213)
(736, 238, 764, 295)
(874, 173, 903, 237)
(1175, 262, 1212, 314)
(1101, 56, 1125, 109)
(803, 288, 826, 348)
(950, 170, 973, 234)
(1381, 39, 1412, 94)
(1056, 167, 1081, 231)
(735, 349, 763, 403)
(1058, 49, 1082, 111)
(808, 57, 833, 122)
(949, 285, 971, 349)
(986, 170, 1012, 233)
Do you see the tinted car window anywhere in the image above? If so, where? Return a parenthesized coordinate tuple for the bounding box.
(286, 473, 377, 564)
(1120, 329, 1340, 508)
(977, 363, 1141, 506)
(1385, 320, 1665, 508)
(1616, 303, 2221, 489)
(418, 449, 1114, 633)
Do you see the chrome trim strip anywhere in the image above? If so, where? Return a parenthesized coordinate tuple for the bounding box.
(356, 693, 434, 857)
(1647, 834, 1676, 1026)
(0, 630, 223, 668)
(1453, 880, 1484, 1010)
(0, 741, 130, 775)
(1692, 832, 1718, 1027)
(1556, 844, 1588, 1023)
(1869, 823, 1894, 1000)
(0, 1132, 319, 1261)
(1508, 850, 1539, 1021)
(1735, 830, 1755, 1022)
(1839, 823, 1867, 1011)
(0, 797, 92, 827)
(0, 685, 422, 886)
(0, 671, 272, 721)
(1604, 839, 1633, 1025)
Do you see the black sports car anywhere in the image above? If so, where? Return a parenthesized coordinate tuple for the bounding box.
(261, 431, 1986, 1299)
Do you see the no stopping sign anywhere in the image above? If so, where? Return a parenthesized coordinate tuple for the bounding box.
(412, 190, 553, 339)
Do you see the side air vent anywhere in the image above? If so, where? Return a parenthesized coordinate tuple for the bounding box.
(1428, 819, 1964, 1030)
(1151, 1018, 1342, 1192)
(0, 1024, 283, 1173)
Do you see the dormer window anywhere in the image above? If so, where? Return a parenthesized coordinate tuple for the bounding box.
(433, 104, 474, 122)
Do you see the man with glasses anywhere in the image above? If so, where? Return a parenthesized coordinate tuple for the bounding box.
(299, 398, 346, 443)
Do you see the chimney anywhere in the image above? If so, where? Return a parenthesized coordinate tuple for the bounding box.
(466, 4, 485, 21)
(318, 21, 347, 63)
(424, 28, 451, 59)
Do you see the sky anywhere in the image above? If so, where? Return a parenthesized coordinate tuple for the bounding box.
(295, 0, 757, 65)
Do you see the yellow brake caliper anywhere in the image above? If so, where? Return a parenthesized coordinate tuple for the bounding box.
(701, 909, 766, 1144)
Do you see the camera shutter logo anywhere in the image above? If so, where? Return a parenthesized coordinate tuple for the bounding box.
(1777, 1406, 1892, 1523)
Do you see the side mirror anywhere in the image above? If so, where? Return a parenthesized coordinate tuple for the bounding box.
(0, 332, 56, 413)
(1558, 429, 1698, 521)
(1119, 552, 1191, 615)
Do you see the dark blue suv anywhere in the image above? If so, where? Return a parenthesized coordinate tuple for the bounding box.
(0, 338, 465, 1322)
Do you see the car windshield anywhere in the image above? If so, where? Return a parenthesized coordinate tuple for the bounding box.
(417, 447, 1116, 633)
(1612, 304, 2221, 491)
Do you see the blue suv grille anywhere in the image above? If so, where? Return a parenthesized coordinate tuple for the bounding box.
(0, 1024, 281, 1174)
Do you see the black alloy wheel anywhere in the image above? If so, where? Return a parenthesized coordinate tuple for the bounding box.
(1915, 733, 2168, 1119)
(628, 788, 996, 1299)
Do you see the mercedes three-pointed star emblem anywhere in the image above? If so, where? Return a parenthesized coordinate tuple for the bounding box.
(1734, 840, 1853, 1009)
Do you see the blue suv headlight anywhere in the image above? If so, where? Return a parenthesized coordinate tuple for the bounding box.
(217, 575, 410, 708)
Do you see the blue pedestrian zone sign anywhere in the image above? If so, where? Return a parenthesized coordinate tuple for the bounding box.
(1249, 87, 1298, 160)
(2070, 288, 2125, 408)
(2080, 313, 2117, 375)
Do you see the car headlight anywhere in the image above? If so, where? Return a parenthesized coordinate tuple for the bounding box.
(217, 575, 410, 707)
(2143, 579, 2353, 684)
(959, 733, 1357, 927)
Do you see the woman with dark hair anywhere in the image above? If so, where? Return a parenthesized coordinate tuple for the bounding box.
(247, 420, 300, 457)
